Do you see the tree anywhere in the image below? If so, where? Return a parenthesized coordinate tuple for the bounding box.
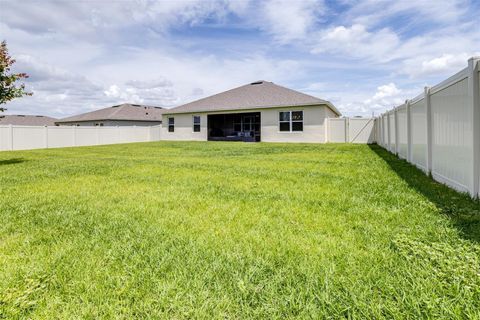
(0, 40, 32, 111)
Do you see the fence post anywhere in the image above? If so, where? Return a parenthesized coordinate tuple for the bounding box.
(394, 107, 399, 155)
(425, 86, 432, 175)
(9, 124, 13, 150)
(381, 116, 384, 146)
(96, 126, 100, 145)
(44, 126, 48, 149)
(387, 112, 391, 151)
(344, 118, 349, 143)
(468, 57, 480, 197)
(381, 115, 385, 146)
(406, 99, 412, 162)
(377, 117, 380, 144)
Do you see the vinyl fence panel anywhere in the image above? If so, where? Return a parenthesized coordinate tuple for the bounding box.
(327, 118, 347, 142)
(0, 126, 11, 150)
(430, 74, 472, 193)
(326, 118, 375, 143)
(397, 105, 408, 159)
(150, 125, 162, 141)
(0, 125, 162, 151)
(12, 126, 45, 150)
(410, 97, 427, 171)
(377, 57, 480, 198)
(348, 118, 375, 143)
(388, 112, 396, 153)
(76, 127, 98, 146)
(48, 126, 76, 148)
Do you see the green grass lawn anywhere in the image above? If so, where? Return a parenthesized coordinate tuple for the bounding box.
(1, 141, 479, 319)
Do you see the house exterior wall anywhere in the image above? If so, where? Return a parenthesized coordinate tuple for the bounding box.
(161, 113, 208, 141)
(325, 107, 338, 118)
(57, 120, 161, 126)
(161, 104, 336, 143)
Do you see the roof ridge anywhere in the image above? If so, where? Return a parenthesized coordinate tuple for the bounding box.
(174, 82, 259, 109)
(110, 104, 127, 117)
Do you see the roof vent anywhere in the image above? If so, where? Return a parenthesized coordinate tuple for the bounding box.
(112, 104, 121, 108)
(131, 104, 141, 107)
(250, 81, 264, 85)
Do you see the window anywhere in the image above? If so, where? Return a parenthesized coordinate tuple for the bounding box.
(193, 115, 201, 132)
(168, 117, 175, 132)
(279, 111, 303, 132)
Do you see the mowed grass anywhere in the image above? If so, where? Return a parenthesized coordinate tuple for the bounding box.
(0, 141, 479, 319)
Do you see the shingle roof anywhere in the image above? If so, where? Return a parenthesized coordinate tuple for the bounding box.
(56, 103, 165, 123)
(0, 115, 58, 126)
(164, 81, 341, 116)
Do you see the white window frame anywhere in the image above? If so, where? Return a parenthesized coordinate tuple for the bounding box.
(192, 115, 201, 133)
(168, 117, 175, 132)
(278, 110, 303, 133)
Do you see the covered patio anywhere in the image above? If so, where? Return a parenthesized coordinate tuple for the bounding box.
(207, 112, 261, 142)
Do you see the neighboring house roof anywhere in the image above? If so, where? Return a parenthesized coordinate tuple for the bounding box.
(0, 114, 58, 126)
(56, 103, 165, 124)
(164, 81, 341, 116)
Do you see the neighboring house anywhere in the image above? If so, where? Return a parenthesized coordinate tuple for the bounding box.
(56, 103, 164, 126)
(0, 115, 58, 126)
(162, 81, 341, 143)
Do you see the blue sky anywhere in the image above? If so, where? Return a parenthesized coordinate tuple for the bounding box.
(1, 0, 479, 117)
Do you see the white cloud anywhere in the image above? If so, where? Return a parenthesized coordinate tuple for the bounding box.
(370, 83, 401, 101)
(332, 83, 414, 117)
(311, 24, 399, 62)
(104, 80, 178, 106)
(421, 55, 467, 73)
(259, 0, 325, 43)
(401, 53, 473, 78)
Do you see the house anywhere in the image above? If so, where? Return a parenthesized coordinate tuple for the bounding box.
(0, 114, 58, 126)
(56, 103, 164, 126)
(161, 81, 341, 143)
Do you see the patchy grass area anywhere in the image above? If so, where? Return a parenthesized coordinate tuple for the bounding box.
(1, 141, 479, 319)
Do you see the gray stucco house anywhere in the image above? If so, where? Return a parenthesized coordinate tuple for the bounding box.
(161, 81, 340, 143)
(56, 103, 164, 126)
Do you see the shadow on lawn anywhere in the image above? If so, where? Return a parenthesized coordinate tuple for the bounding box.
(0, 158, 26, 166)
(369, 144, 480, 243)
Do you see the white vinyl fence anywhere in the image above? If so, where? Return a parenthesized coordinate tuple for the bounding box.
(326, 117, 375, 143)
(375, 57, 480, 198)
(0, 125, 162, 151)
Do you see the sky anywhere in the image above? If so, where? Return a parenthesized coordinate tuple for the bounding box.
(1, 0, 479, 118)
